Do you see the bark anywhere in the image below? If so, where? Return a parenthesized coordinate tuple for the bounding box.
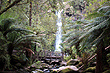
(76, 42, 80, 57)
(0, 0, 22, 15)
(29, 1, 32, 26)
(7, 43, 14, 56)
(95, 40, 105, 73)
(0, 0, 2, 10)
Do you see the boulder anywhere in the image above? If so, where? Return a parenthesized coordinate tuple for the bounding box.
(31, 61, 41, 69)
(41, 63, 49, 69)
(35, 69, 44, 73)
(51, 66, 79, 73)
(59, 68, 79, 73)
(43, 69, 50, 73)
(60, 61, 67, 66)
(67, 59, 79, 66)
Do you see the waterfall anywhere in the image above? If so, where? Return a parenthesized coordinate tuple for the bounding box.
(55, 10, 63, 52)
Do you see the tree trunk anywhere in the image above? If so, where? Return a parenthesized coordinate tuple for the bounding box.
(95, 40, 105, 73)
(76, 42, 80, 57)
(7, 43, 14, 56)
(29, 1, 32, 26)
(0, 0, 2, 10)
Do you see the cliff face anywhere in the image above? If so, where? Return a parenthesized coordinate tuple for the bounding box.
(63, 1, 88, 20)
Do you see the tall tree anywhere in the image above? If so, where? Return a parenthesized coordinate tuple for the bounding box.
(29, 1, 32, 26)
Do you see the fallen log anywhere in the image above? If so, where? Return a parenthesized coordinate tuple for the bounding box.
(79, 45, 110, 70)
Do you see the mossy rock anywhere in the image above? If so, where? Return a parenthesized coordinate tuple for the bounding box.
(64, 55, 71, 61)
(50, 70, 57, 73)
(103, 69, 110, 73)
(31, 61, 42, 69)
(67, 59, 79, 66)
(41, 63, 49, 69)
(35, 69, 44, 73)
(59, 68, 79, 73)
(83, 66, 96, 73)
(50, 69, 58, 73)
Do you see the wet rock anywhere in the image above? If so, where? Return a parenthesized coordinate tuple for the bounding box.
(59, 68, 79, 73)
(50, 70, 57, 73)
(60, 61, 67, 66)
(51, 66, 79, 73)
(41, 63, 49, 69)
(31, 69, 44, 73)
(43, 69, 50, 73)
(35, 69, 44, 73)
(48, 65, 53, 69)
(31, 71, 38, 73)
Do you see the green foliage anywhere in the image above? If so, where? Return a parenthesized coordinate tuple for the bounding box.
(0, 47, 10, 71)
(64, 55, 72, 61)
(83, 66, 96, 73)
(0, 18, 47, 70)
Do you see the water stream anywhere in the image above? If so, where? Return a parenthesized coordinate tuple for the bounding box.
(55, 10, 63, 52)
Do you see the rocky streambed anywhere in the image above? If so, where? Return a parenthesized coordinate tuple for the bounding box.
(26, 59, 96, 73)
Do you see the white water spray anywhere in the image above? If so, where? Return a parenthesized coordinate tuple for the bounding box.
(55, 10, 63, 52)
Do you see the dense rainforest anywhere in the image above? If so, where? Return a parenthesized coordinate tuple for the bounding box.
(0, 0, 110, 73)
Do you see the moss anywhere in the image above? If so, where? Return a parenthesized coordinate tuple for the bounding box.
(103, 69, 110, 73)
(37, 70, 44, 73)
(50, 70, 57, 73)
(64, 55, 72, 61)
(59, 68, 79, 73)
(67, 59, 79, 66)
(83, 66, 96, 73)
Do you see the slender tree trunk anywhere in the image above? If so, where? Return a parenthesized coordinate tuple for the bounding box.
(95, 40, 105, 73)
(36, 3, 39, 24)
(7, 43, 14, 56)
(0, 0, 2, 10)
(29, 1, 32, 26)
(76, 42, 80, 57)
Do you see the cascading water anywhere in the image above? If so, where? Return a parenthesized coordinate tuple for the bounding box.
(55, 10, 63, 52)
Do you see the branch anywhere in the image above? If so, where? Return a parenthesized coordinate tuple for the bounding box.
(78, 45, 110, 70)
(0, 0, 22, 15)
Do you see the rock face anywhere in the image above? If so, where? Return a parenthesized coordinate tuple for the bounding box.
(51, 66, 79, 73)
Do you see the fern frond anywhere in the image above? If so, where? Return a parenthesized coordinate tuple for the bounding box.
(0, 18, 15, 31)
(80, 17, 110, 40)
(97, 6, 110, 13)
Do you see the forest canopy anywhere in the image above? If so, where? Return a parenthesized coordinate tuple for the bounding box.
(0, 0, 110, 73)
